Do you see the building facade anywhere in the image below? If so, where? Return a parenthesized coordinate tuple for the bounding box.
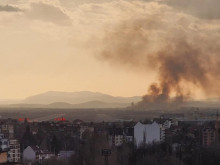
(202, 127, 216, 146)
(8, 139, 20, 163)
(134, 122, 161, 147)
(23, 146, 55, 164)
(109, 128, 124, 147)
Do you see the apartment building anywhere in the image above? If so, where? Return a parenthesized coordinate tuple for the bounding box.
(134, 122, 161, 148)
(202, 127, 216, 146)
(8, 139, 20, 163)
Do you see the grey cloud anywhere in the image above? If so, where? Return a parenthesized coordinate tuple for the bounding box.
(162, 0, 220, 19)
(0, 4, 21, 12)
(25, 2, 71, 25)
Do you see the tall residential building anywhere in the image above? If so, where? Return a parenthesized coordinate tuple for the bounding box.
(158, 120, 172, 141)
(0, 123, 21, 163)
(202, 127, 216, 146)
(134, 122, 161, 148)
(8, 139, 20, 163)
(1, 124, 14, 139)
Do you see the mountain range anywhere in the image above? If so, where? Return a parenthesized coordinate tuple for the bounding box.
(0, 91, 142, 109)
(1, 91, 220, 109)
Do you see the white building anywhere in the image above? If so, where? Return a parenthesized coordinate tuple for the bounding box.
(23, 146, 36, 163)
(134, 122, 161, 147)
(23, 146, 55, 164)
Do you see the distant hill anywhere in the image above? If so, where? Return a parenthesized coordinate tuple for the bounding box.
(48, 102, 74, 108)
(4, 91, 220, 109)
(2, 100, 132, 109)
(22, 91, 141, 105)
(48, 101, 130, 109)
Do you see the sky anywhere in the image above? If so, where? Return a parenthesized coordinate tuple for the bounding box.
(0, 0, 219, 99)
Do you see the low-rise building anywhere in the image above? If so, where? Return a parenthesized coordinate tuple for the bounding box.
(58, 151, 75, 159)
(124, 127, 134, 143)
(109, 128, 124, 147)
(23, 146, 55, 164)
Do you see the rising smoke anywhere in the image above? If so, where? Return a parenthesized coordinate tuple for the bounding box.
(96, 1, 220, 109)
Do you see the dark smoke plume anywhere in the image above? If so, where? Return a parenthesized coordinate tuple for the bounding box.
(97, 9, 220, 109)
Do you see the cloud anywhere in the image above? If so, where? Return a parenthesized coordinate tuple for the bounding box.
(163, 0, 220, 19)
(0, 5, 22, 12)
(25, 2, 71, 25)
